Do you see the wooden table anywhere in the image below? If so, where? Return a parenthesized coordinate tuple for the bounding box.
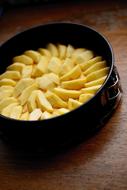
(0, 1, 127, 189)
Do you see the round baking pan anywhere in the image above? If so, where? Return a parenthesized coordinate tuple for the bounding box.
(0, 22, 122, 150)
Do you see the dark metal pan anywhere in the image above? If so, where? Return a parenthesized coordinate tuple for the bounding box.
(0, 22, 122, 151)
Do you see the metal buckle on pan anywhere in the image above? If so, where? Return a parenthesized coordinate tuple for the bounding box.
(107, 73, 119, 99)
(107, 66, 122, 106)
(101, 66, 122, 107)
(99, 67, 122, 126)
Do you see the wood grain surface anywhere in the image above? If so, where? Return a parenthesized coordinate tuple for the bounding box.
(0, 1, 127, 190)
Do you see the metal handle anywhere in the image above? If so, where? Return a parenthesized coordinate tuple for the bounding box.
(100, 65, 122, 108)
(106, 66, 122, 108)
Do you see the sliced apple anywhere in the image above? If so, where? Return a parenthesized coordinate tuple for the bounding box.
(13, 78, 34, 97)
(10, 105, 22, 119)
(48, 57, 61, 74)
(46, 90, 67, 108)
(46, 43, 59, 57)
(0, 78, 16, 87)
(22, 104, 28, 113)
(22, 65, 33, 78)
(55, 108, 69, 115)
(58, 44, 67, 59)
(36, 90, 53, 112)
(13, 55, 33, 65)
(86, 67, 109, 82)
(0, 90, 13, 101)
(36, 73, 59, 90)
(0, 97, 17, 112)
(0, 71, 21, 80)
(41, 111, 52, 120)
(53, 87, 81, 100)
(38, 48, 51, 58)
(7, 62, 25, 72)
(27, 90, 39, 112)
(20, 112, 29, 120)
(80, 56, 102, 71)
(61, 77, 86, 90)
(81, 85, 102, 94)
(24, 50, 41, 63)
(60, 65, 81, 81)
(83, 60, 106, 75)
(79, 93, 94, 103)
(1, 103, 18, 117)
(85, 76, 107, 87)
(0, 85, 14, 91)
(60, 58, 74, 76)
(73, 50, 94, 64)
(66, 44, 74, 58)
(29, 108, 42, 121)
(32, 56, 49, 77)
(19, 83, 37, 105)
(68, 98, 82, 110)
